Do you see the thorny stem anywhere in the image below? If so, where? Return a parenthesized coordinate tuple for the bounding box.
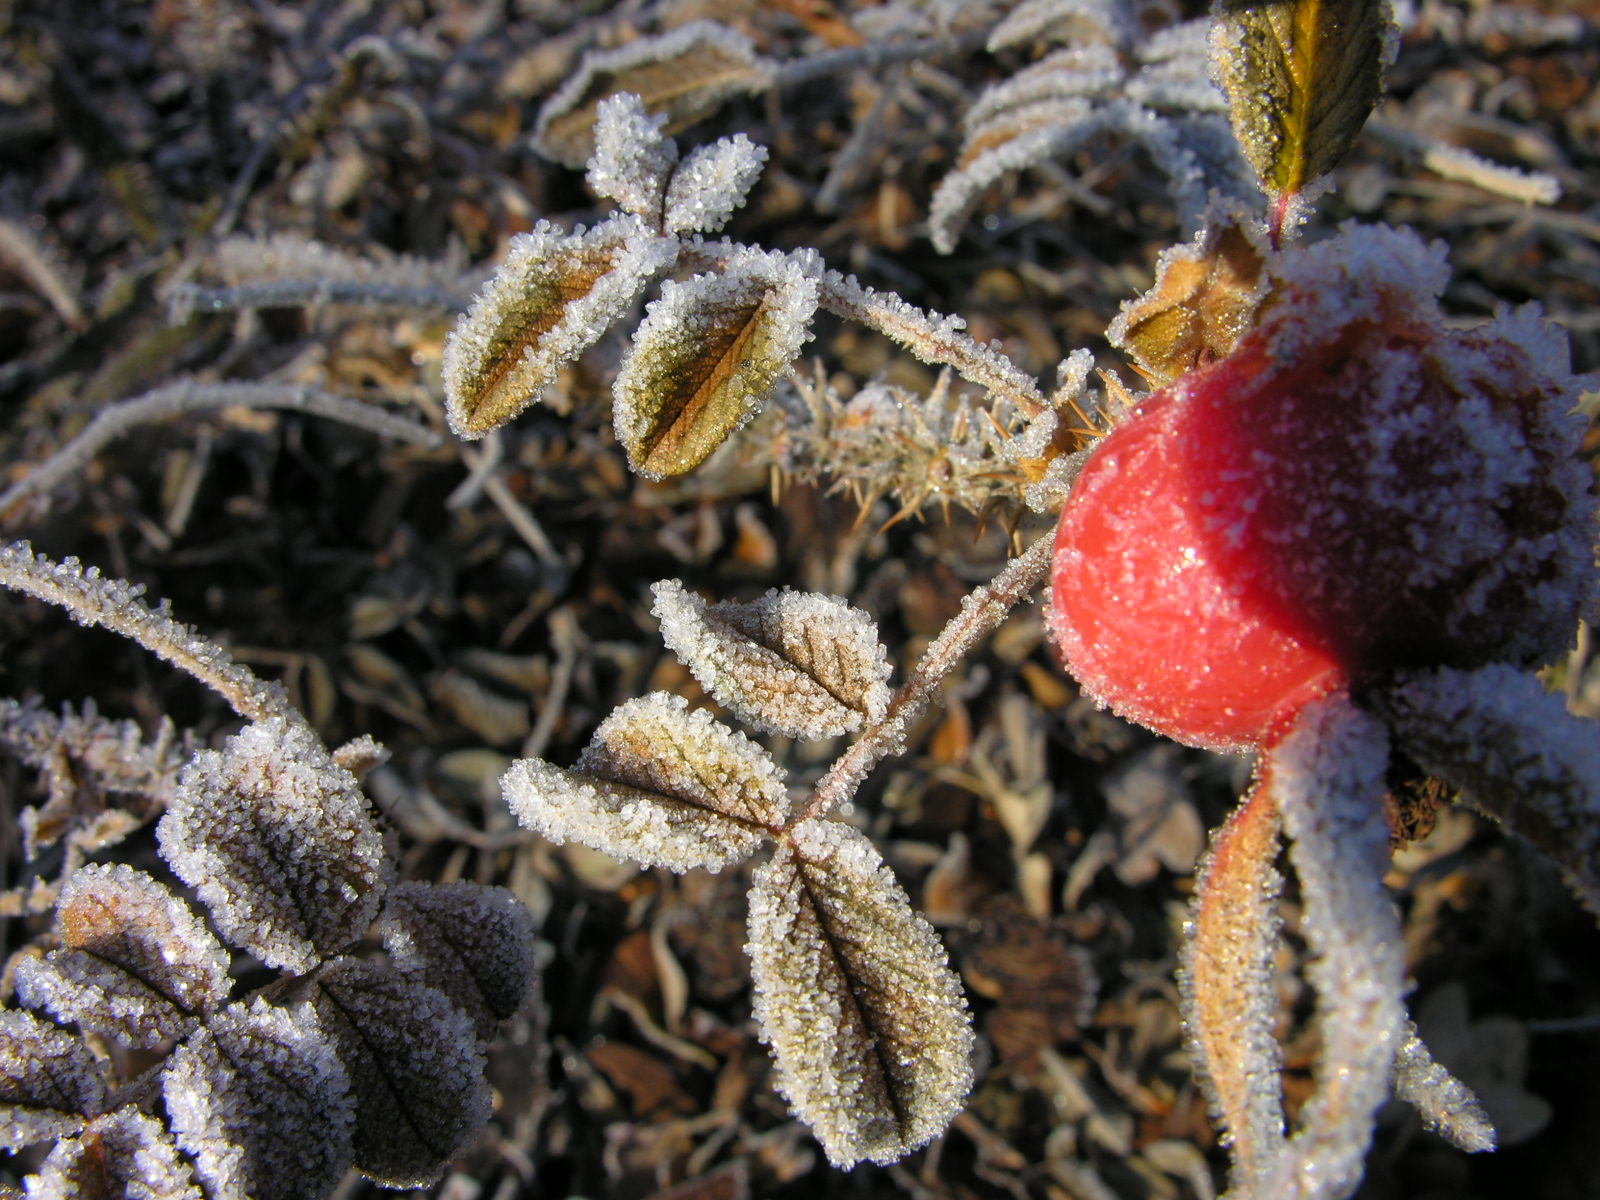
(0, 381, 439, 521)
(0, 541, 294, 725)
(796, 531, 1055, 824)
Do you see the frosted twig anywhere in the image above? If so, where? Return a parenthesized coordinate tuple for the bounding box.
(483, 471, 562, 569)
(798, 532, 1053, 822)
(0, 381, 439, 519)
(0, 542, 293, 724)
(1365, 118, 1562, 205)
(820, 272, 1046, 416)
(772, 33, 988, 89)
(169, 279, 468, 320)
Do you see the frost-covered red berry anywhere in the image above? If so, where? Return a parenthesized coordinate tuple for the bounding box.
(1049, 225, 1596, 752)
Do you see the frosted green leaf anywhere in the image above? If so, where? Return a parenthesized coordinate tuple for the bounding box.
(157, 717, 388, 973)
(25, 1107, 202, 1200)
(15, 864, 230, 1049)
(444, 216, 678, 439)
(651, 579, 892, 739)
(533, 22, 773, 169)
(615, 247, 819, 478)
(1257, 696, 1404, 1200)
(664, 135, 769, 236)
(1177, 785, 1287, 1192)
(1377, 664, 1600, 919)
(377, 881, 540, 1040)
(0, 1008, 106, 1151)
(301, 958, 490, 1187)
(1210, 0, 1393, 201)
(747, 819, 974, 1167)
(163, 998, 353, 1200)
(502, 693, 788, 873)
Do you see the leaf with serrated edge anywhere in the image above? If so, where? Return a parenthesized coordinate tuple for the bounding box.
(615, 247, 818, 478)
(1107, 212, 1267, 384)
(301, 958, 490, 1188)
(1209, 0, 1391, 200)
(664, 135, 769, 236)
(444, 216, 678, 439)
(377, 880, 539, 1041)
(27, 1107, 202, 1200)
(163, 998, 353, 1200)
(652, 579, 892, 739)
(747, 819, 974, 1167)
(534, 22, 772, 169)
(0, 1008, 106, 1151)
(1255, 696, 1405, 1200)
(156, 717, 388, 974)
(503, 692, 788, 873)
(15, 864, 230, 1049)
(1177, 783, 1287, 1192)
(1376, 663, 1600, 919)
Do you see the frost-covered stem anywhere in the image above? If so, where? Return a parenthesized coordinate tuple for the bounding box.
(0, 541, 294, 724)
(817, 272, 1046, 418)
(0, 381, 439, 519)
(675, 244, 1046, 417)
(169, 280, 468, 320)
(797, 532, 1053, 823)
(771, 32, 988, 89)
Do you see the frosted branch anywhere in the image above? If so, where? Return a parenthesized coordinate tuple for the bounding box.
(0, 542, 292, 724)
(819, 272, 1047, 417)
(0, 381, 439, 519)
(799, 532, 1054, 822)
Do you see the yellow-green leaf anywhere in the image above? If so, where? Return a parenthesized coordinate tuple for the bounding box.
(534, 22, 772, 169)
(443, 216, 676, 439)
(614, 249, 818, 478)
(1210, 0, 1391, 201)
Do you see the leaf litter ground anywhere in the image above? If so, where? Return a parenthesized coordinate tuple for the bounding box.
(1, 2, 1599, 1198)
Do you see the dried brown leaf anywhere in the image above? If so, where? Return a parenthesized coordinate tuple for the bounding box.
(26, 1108, 201, 1200)
(301, 958, 490, 1187)
(614, 248, 819, 478)
(15, 864, 230, 1049)
(651, 579, 892, 738)
(503, 693, 789, 873)
(533, 22, 772, 169)
(747, 819, 974, 1167)
(1106, 214, 1267, 384)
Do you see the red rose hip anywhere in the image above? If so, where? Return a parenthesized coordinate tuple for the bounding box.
(1048, 226, 1596, 752)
